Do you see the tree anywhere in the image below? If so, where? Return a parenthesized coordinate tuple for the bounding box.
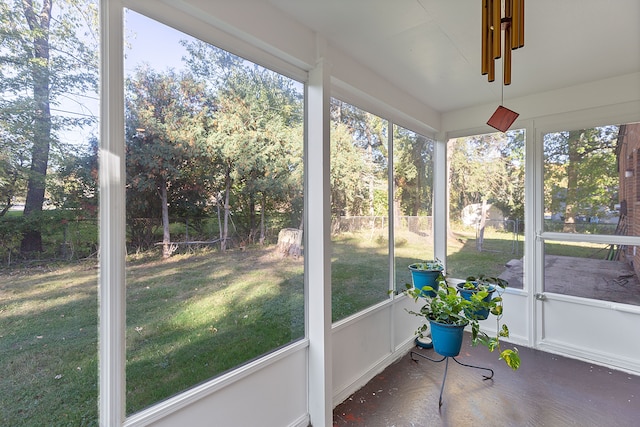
(330, 99, 387, 218)
(544, 126, 618, 232)
(184, 41, 304, 251)
(448, 130, 524, 222)
(209, 67, 303, 249)
(393, 127, 434, 219)
(47, 135, 98, 215)
(125, 67, 209, 258)
(330, 122, 368, 220)
(0, 120, 30, 216)
(493, 129, 525, 221)
(0, 0, 98, 252)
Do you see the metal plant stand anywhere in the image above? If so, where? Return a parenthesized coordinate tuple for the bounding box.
(410, 349, 494, 408)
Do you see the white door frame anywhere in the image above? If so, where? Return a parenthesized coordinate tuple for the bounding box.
(530, 107, 640, 374)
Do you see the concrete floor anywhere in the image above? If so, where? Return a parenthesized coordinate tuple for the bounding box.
(332, 256, 640, 426)
(498, 255, 640, 305)
(333, 333, 640, 427)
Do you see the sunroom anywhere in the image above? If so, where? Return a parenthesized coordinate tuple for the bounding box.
(2, 0, 640, 426)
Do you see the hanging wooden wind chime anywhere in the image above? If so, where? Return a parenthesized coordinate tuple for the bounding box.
(482, 0, 525, 132)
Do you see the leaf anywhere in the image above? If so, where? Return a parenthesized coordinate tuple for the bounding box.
(471, 322, 480, 340)
(499, 324, 510, 337)
(487, 337, 499, 352)
(500, 348, 521, 370)
(476, 290, 489, 300)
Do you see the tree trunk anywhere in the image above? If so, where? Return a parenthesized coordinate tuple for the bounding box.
(248, 192, 256, 243)
(20, 0, 53, 253)
(393, 178, 402, 228)
(367, 141, 375, 219)
(277, 228, 302, 258)
(446, 139, 457, 241)
(477, 199, 488, 251)
(259, 193, 266, 245)
(216, 191, 223, 248)
(161, 177, 171, 259)
(562, 130, 582, 233)
(221, 168, 231, 251)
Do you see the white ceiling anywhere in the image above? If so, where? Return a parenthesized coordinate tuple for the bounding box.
(268, 0, 640, 113)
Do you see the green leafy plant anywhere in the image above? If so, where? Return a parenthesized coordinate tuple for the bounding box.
(408, 258, 444, 271)
(404, 274, 521, 370)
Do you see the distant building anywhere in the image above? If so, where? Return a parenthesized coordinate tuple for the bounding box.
(461, 203, 504, 227)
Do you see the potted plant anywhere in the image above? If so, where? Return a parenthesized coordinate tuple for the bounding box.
(408, 258, 444, 297)
(456, 275, 505, 320)
(404, 274, 521, 370)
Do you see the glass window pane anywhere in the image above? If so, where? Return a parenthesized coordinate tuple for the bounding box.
(543, 241, 640, 305)
(0, 1, 100, 424)
(543, 122, 640, 305)
(447, 130, 525, 289)
(543, 126, 622, 234)
(393, 126, 435, 291)
(124, 11, 304, 414)
(330, 99, 389, 322)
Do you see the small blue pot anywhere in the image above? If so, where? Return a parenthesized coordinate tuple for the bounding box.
(429, 320, 467, 357)
(456, 283, 495, 320)
(409, 266, 441, 297)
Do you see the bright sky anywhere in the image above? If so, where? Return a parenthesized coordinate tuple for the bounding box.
(124, 9, 191, 75)
(63, 9, 301, 147)
(63, 9, 190, 147)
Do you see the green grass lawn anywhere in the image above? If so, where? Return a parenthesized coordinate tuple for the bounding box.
(0, 227, 610, 425)
(0, 248, 305, 425)
(124, 249, 304, 414)
(447, 226, 523, 279)
(0, 262, 99, 426)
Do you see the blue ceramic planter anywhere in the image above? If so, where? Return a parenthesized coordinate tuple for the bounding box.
(456, 283, 495, 320)
(409, 266, 441, 297)
(429, 320, 467, 357)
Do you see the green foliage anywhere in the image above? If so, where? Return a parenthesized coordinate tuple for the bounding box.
(544, 126, 619, 229)
(48, 137, 98, 213)
(407, 282, 469, 326)
(404, 273, 521, 370)
(0, 121, 30, 216)
(330, 99, 388, 219)
(393, 127, 434, 216)
(500, 348, 521, 370)
(0, 209, 97, 263)
(449, 130, 525, 221)
(330, 122, 368, 218)
(0, 0, 99, 250)
(0, 215, 23, 260)
(125, 67, 212, 251)
(180, 40, 304, 249)
(408, 258, 444, 271)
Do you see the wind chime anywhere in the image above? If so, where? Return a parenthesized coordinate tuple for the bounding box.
(483, 0, 525, 132)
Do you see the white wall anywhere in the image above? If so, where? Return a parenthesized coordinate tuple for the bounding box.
(332, 297, 423, 407)
(536, 295, 640, 374)
(124, 342, 309, 427)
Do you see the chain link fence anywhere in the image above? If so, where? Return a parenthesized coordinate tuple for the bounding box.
(331, 215, 432, 236)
